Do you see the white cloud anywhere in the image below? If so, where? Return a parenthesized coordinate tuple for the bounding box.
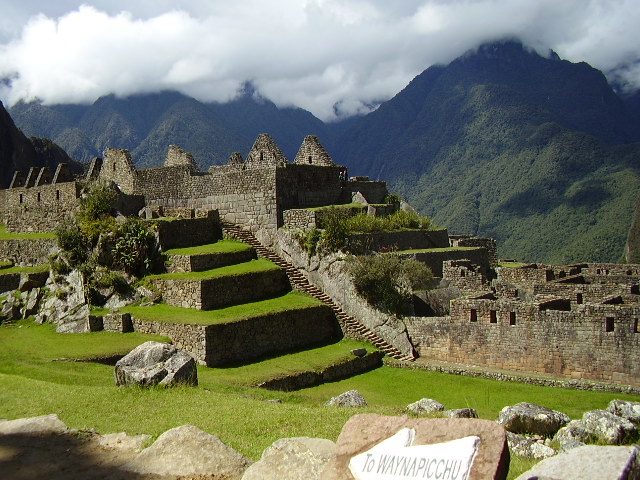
(0, 0, 639, 121)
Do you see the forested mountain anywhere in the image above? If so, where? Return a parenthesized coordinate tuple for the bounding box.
(0, 101, 78, 188)
(6, 40, 640, 263)
(333, 41, 640, 263)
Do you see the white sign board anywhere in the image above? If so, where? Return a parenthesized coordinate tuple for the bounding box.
(349, 428, 479, 480)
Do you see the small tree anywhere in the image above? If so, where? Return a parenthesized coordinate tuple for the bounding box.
(112, 219, 157, 276)
(346, 254, 433, 315)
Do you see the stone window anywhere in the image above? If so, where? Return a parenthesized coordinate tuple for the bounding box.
(56, 190, 60, 201)
(576, 293, 583, 304)
(631, 285, 639, 295)
(469, 309, 477, 322)
(37, 192, 41, 202)
(605, 317, 614, 332)
(489, 310, 497, 323)
(634, 319, 639, 334)
(260, 151, 264, 161)
(19, 193, 23, 204)
(509, 312, 516, 326)
(460, 269, 466, 277)
(308, 155, 312, 164)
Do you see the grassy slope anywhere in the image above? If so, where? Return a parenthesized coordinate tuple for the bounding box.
(147, 258, 279, 281)
(164, 239, 253, 255)
(1, 320, 638, 467)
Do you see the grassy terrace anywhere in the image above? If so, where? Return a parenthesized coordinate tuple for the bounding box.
(164, 239, 253, 256)
(122, 291, 324, 326)
(147, 258, 279, 281)
(304, 203, 366, 211)
(0, 224, 56, 240)
(0, 263, 50, 275)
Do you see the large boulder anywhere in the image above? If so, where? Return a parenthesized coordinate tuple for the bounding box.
(406, 398, 445, 415)
(114, 341, 198, 387)
(582, 410, 637, 445)
(242, 437, 335, 480)
(497, 402, 570, 436)
(553, 419, 590, 452)
(0, 414, 68, 435)
(445, 408, 479, 419)
(608, 399, 640, 425)
(124, 425, 251, 479)
(324, 390, 367, 407)
(506, 432, 556, 459)
(515, 445, 640, 480)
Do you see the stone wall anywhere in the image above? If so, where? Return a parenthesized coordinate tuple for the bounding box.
(350, 229, 450, 253)
(132, 305, 339, 366)
(496, 265, 554, 287)
(405, 298, 640, 386)
(153, 269, 290, 310)
(3, 182, 81, 233)
(533, 283, 638, 305)
(153, 216, 221, 250)
(0, 238, 58, 266)
(450, 235, 498, 267)
(166, 249, 256, 273)
(401, 247, 490, 277)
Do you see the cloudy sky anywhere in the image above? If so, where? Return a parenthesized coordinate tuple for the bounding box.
(0, 0, 638, 121)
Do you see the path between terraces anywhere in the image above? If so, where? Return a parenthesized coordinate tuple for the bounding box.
(221, 223, 416, 362)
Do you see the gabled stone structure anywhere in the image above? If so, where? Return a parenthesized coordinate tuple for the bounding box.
(244, 133, 288, 167)
(294, 135, 336, 166)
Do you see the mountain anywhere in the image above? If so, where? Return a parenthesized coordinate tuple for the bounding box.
(0, 101, 78, 188)
(332, 41, 640, 263)
(6, 40, 640, 263)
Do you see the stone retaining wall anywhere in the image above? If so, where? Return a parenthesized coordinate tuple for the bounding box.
(401, 247, 489, 277)
(153, 215, 221, 250)
(153, 269, 290, 310)
(258, 351, 384, 390)
(350, 229, 450, 252)
(0, 238, 58, 266)
(131, 305, 339, 366)
(166, 249, 256, 273)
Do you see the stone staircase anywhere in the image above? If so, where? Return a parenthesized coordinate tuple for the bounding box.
(221, 223, 416, 362)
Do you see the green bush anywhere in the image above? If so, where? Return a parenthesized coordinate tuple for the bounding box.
(346, 254, 433, 315)
(55, 221, 89, 266)
(318, 208, 349, 253)
(79, 183, 118, 223)
(94, 271, 131, 295)
(112, 219, 157, 276)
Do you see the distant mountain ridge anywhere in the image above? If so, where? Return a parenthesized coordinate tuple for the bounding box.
(7, 40, 640, 263)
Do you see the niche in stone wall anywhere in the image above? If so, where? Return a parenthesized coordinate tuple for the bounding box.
(605, 317, 614, 332)
(634, 319, 639, 333)
(509, 311, 516, 326)
(489, 310, 497, 323)
(469, 309, 477, 322)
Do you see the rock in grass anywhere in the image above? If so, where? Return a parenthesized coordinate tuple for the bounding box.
(242, 437, 335, 480)
(445, 408, 478, 418)
(124, 425, 251, 479)
(515, 445, 640, 480)
(582, 410, 637, 445)
(506, 432, 555, 459)
(608, 399, 640, 425)
(497, 402, 570, 436)
(325, 390, 367, 407)
(114, 341, 197, 387)
(553, 419, 590, 452)
(406, 398, 445, 415)
(0, 414, 68, 435)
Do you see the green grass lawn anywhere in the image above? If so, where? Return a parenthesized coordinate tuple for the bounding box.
(396, 246, 480, 254)
(164, 239, 254, 256)
(0, 224, 56, 240)
(122, 291, 323, 326)
(147, 258, 279, 281)
(0, 263, 50, 275)
(1, 319, 638, 478)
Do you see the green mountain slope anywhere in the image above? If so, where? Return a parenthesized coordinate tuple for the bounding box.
(334, 41, 640, 263)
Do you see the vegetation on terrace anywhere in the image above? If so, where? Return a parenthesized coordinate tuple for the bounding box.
(0, 224, 55, 240)
(147, 258, 279, 281)
(0, 263, 50, 275)
(164, 239, 253, 256)
(122, 291, 323, 326)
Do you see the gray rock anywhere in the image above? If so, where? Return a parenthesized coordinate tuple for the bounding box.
(497, 402, 570, 436)
(445, 408, 478, 418)
(104, 291, 140, 310)
(0, 414, 68, 435)
(553, 420, 589, 452)
(242, 437, 335, 480)
(22, 288, 42, 318)
(1, 298, 20, 321)
(506, 432, 556, 460)
(609, 399, 640, 425)
(324, 390, 367, 407)
(582, 410, 637, 445)
(407, 398, 445, 415)
(124, 425, 251, 479)
(54, 304, 100, 333)
(115, 341, 198, 387)
(515, 445, 640, 480)
(350, 348, 367, 357)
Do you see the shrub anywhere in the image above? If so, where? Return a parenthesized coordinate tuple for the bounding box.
(318, 208, 349, 253)
(346, 254, 433, 315)
(112, 219, 157, 276)
(94, 271, 131, 295)
(79, 182, 118, 222)
(55, 221, 89, 266)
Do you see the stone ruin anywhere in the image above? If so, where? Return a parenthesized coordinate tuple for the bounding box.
(0, 133, 638, 388)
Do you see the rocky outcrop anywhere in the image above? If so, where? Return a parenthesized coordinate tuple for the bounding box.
(114, 341, 198, 387)
(242, 437, 335, 480)
(324, 390, 367, 407)
(506, 432, 556, 459)
(406, 398, 445, 415)
(497, 402, 570, 436)
(581, 410, 638, 445)
(124, 425, 251, 479)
